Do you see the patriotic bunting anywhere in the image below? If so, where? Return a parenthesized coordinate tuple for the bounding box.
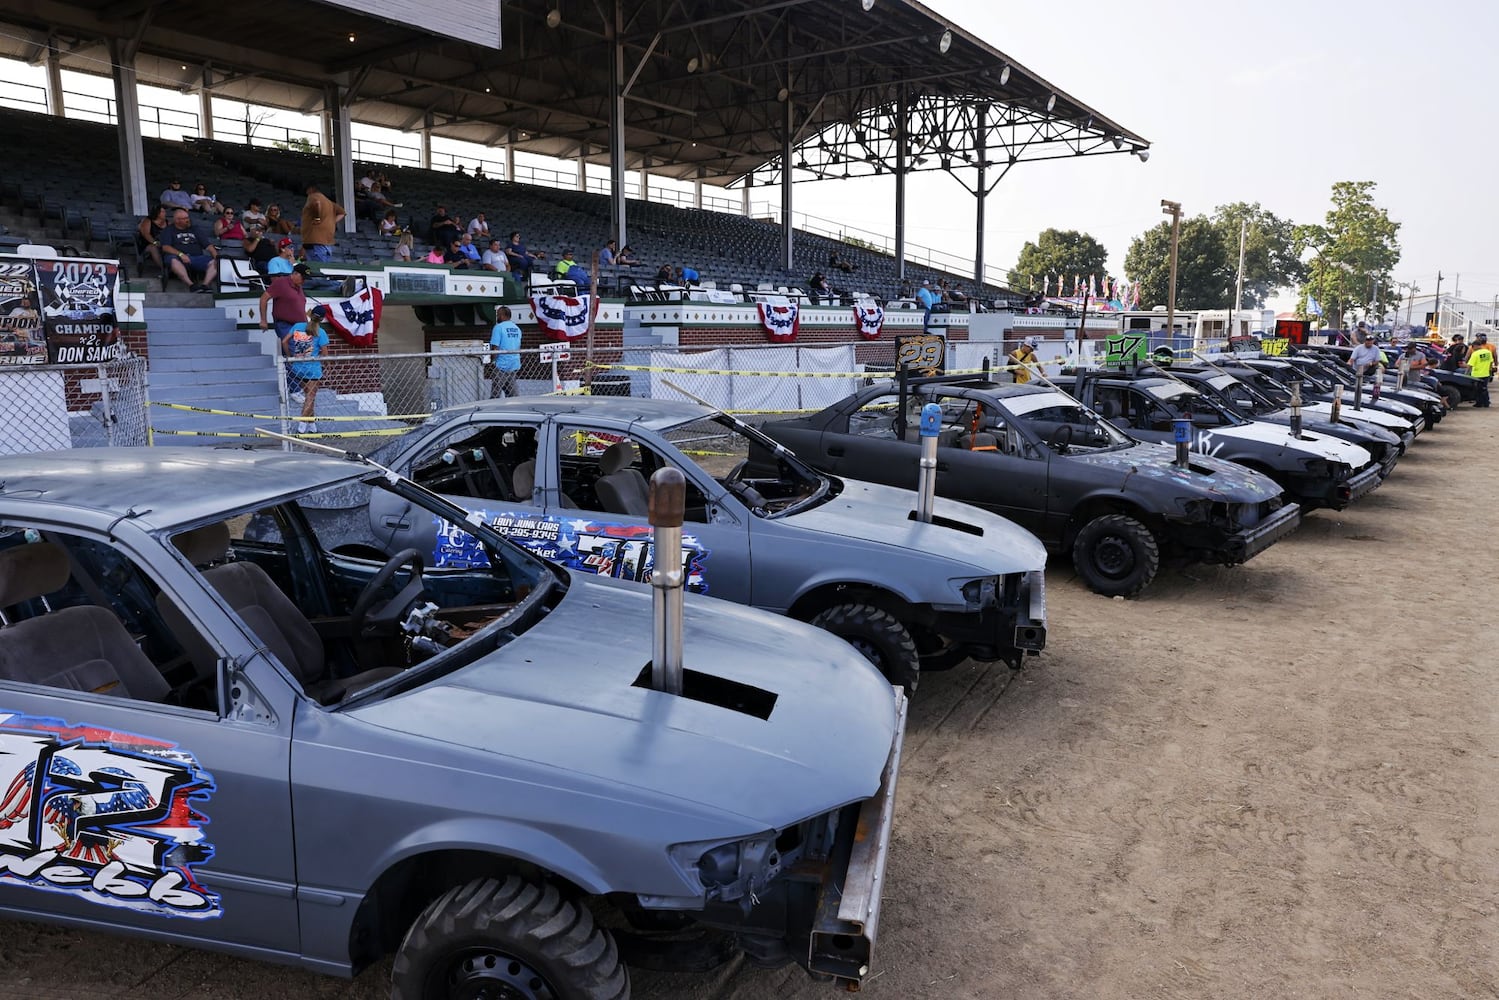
(319, 285, 383, 348)
(757, 301, 800, 343)
(531, 292, 592, 340)
(853, 303, 885, 340)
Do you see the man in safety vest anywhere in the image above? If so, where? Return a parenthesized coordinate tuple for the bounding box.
(1467, 333, 1494, 407)
(1008, 339, 1039, 384)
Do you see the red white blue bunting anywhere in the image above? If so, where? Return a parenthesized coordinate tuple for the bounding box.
(853, 304, 885, 340)
(757, 301, 800, 343)
(320, 285, 383, 348)
(531, 293, 592, 340)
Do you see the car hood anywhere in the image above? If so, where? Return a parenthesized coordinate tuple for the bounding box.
(1208, 421, 1372, 467)
(1257, 408, 1400, 445)
(1064, 445, 1285, 502)
(788, 478, 1047, 574)
(347, 578, 899, 829)
(1296, 401, 1412, 433)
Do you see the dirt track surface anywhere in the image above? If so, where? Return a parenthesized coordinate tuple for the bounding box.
(2, 410, 1495, 1000)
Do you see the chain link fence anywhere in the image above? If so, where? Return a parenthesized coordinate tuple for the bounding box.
(1, 355, 150, 456)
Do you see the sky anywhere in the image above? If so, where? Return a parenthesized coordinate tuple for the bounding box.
(4, 0, 1497, 305)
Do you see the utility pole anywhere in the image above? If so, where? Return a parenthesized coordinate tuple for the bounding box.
(1434, 271, 1443, 332)
(1232, 218, 1246, 339)
(1161, 199, 1182, 341)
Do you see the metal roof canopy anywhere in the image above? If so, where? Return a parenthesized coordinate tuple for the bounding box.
(0, 0, 1148, 284)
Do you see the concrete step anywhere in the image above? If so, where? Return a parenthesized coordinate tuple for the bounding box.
(149, 354, 272, 374)
(147, 318, 241, 334)
(143, 292, 216, 309)
(148, 342, 263, 360)
(147, 329, 258, 348)
(150, 369, 280, 390)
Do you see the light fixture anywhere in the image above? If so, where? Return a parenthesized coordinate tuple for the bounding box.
(1084, 115, 1094, 129)
(546, 8, 562, 28)
(1112, 135, 1122, 150)
(861, 0, 876, 10)
(687, 56, 700, 73)
(998, 64, 1011, 86)
(1045, 94, 1057, 112)
(777, 87, 790, 102)
(938, 30, 953, 53)
(485, 86, 492, 93)
(347, 32, 356, 42)
(1135, 147, 1150, 162)
(180, 64, 187, 71)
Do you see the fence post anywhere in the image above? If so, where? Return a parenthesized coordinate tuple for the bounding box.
(97, 363, 116, 446)
(275, 354, 291, 449)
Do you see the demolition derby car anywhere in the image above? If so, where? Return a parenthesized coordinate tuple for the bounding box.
(763, 376, 1301, 598)
(333, 395, 1049, 690)
(0, 448, 905, 997)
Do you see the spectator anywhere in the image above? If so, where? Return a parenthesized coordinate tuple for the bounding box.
(283, 306, 330, 433)
(162, 209, 218, 293)
(565, 260, 592, 293)
(677, 264, 700, 286)
(480, 239, 508, 272)
(949, 284, 970, 308)
(258, 261, 310, 339)
(443, 239, 473, 269)
(599, 239, 617, 267)
(808, 271, 832, 304)
(393, 233, 414, 262)
(213, 208, 245, 240)
(553, 249, 579, 279)
(263, 203, 298, 235)
(474, 165, 488, 181)
(489, 305, 522, 398)
(135, 205, 168, 274)
(467, 212, 491, 240)
(455, 163, 467, 176)
(241, 199, 267, 228)
(299, 182, 345, 263)
(428, 206, 459, 249)
(655, 263, 674, 284)
(378, 210, 399, 237)
(242, 230, 279, 275)
(916, 279, 939, 332)
(504, 231, 545, 281)
(457, 233, 482, 264)
(1467, 333, 1494, 407)
(616, 245, 639, 268)
(1397, 341, 1428, 388)
(268, 238, 296, 276)
(898, 279, 914, 299)
(160, 179, 194, 212)
(1439, 333, 1468, 372)
(1008, 339, 1039, 384)
(424, 245, 446, 264)
(189, 183, 221, 214)
(828, 249, 855, 273)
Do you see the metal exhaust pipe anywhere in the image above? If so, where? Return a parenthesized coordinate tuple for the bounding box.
(649, 467, 686, 696)
(1289, 379, 1303, 437)
(1330, 383, 1343, 423)
(916, 402, 941, 522)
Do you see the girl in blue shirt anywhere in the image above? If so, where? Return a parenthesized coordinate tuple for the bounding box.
(282, 308, 330, 432)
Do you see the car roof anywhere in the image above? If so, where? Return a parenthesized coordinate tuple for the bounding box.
(440, 395, 716, 430)
(0, 447, 369, 529)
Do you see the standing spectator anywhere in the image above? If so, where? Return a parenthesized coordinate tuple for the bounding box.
(489, 306, 523, 398)
(504, 231, 545, 282)
(135, 205, 168, 274)
(457, 233, 482, 264)
(268, 238, 296, 276)
(393, 233, 414, 262)
(467, 212, 491, 240)
(1008, 339, 1039, 384)
(258, 262, 310, 339)
(189, 183, 221, 214)
(282, 307, 330, 433)
(159, 179, 194, 212)
(480, 239, 508, 272)
(1467, 333, 1494, 407)
(1397, 342, 1428, 389)
(300, 182, 345, 263)
(263, 203, 298, 235)
(1438, 333, 1467, 372)
(378, 209, 399, 237)
(916, 279, 939, 332)
(1348, 328, 1386, 400)
(241, 199, 267, 228)
(242, 230, 279, 275)
(213, 208, 245, 240)
(162, 209, 218, 293)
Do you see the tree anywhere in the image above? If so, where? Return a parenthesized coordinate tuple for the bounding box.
(1009, 229, 1109, 292)
(1123, 215, 1233, 310)
(1210, 202, 1304, 308)
(1295, 181, 1401, 330)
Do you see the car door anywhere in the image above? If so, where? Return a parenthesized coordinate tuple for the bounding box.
(818, 391, 922, 488)
(549, 419, 752, 603)
(924, 392, 1050, 533)
(0, 523, 300, 956)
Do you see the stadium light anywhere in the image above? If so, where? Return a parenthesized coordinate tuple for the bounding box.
(998, 64, 1011, 86)
(546, 7, 562, 28)
(687, 56, 700, 73)
(1112, 135, 1122, 150)
(1135, 147, 1150, 162)
(861, 0, 876, 10)
(1045, 94, 1057, 112)
(938, 30, 953, 54)
(777, 87, 790, 102)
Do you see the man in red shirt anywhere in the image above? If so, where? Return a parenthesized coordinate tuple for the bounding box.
(257, 263, 311, 338)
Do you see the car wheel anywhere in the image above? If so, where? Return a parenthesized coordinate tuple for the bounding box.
(392, 876, 628, 1000)
(1072, 514, 1159, 598)
(1441, 384, 1463, 409)
(810, 603, 920, 694)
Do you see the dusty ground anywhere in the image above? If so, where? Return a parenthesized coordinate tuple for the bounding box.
(1, 410, 1495, 1000)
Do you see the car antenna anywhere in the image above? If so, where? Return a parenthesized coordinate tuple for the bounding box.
(254, 428, 401, 478)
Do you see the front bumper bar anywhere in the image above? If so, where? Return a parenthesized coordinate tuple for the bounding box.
(1218, 501, 1302, 565)
(809, 687, 908, 984)
(1339, 463, 1383, 506)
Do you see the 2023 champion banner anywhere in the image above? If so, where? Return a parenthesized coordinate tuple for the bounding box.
(0, 257, 121, 366)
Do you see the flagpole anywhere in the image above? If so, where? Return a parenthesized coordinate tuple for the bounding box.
(1232, 219, 1246, 338)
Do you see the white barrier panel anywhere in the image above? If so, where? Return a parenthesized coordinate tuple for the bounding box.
(650, 349, 731, 409)
(729, 347, 798, 411)
(796, 346, 860, 410)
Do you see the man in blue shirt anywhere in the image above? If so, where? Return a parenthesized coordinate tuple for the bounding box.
(457, 233, 482, 263)
(916, 279, 939, 332)
(489, 305, 523, 398)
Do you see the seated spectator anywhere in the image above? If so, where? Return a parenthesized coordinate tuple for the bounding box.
(162, 208, 218, 292)
(474, 165, 488, 181)
(379, 210, 399, 237)
(213, 208, 246, 240)
(600, 239, 616, 268)
(263, 203, 298, 235)
(828, 249, 855, 273)
(425, 245, 446, 264)
(457, 233, 482, 263)
(504, 231, 545, 281)
(467, 212, 491, 241)
(242, 199, 267, 228)
(455, 164, 468, 175)
(480, 239, 508, 272)
(242, 230, 279, 275)
(268, 238, 296, 276)
(189, 183, 222, 214)
(443, 239, 473, 268)
(655, 263, 674, 284)
(808, 271, 832, 304)
(566, 261, 592, 293)
(616, 245, 639, 268)
(135, 205, 168, 274)
(429, 206, 459, 249)
(678, 264, 700, 285)
(553, 249, 580, 279)
(394, 233, 414, 262)
(160, 179, 194, 212)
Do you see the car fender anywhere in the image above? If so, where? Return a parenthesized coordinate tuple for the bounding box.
(780, 562, 934, 618)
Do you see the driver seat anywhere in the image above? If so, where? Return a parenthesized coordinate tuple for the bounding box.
(162, 523, 399, 704)
(594, 441, 650, 516)
(1098, 399, 1121, 420)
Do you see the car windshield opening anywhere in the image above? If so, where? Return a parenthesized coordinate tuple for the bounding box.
(999, 391, 1134, 453)
(660, 414, 832, 517)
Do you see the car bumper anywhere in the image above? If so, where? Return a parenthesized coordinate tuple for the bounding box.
(932, 569, 1048, 664)
(809, 687, 908, 983)
(1205, 501, 1302, 565)
(1338, 463, 1383, 506)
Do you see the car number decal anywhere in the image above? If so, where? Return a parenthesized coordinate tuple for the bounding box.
(0, 712, 220, 918)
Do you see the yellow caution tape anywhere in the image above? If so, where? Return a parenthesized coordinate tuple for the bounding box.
(586, 358, 1063, 378)
(151, 401, 432, 421)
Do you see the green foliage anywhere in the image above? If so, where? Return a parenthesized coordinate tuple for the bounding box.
(1294, 181, 1401, 328)
(273, 136, 319, 153)
(1124, 215, 1231, 310)
(1009, 229, 1109, 291)
(1211, 202, 1304, 308)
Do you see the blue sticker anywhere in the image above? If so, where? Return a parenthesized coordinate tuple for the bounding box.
(0, 711, 220, 918)
(433, 511, 710, 594)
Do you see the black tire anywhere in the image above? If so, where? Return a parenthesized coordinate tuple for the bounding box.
(810, 602, 920, 694)
(1441, 384, 1463, 409)
(392, 876, 628, 1000)
(1071, 514, 1160, 598)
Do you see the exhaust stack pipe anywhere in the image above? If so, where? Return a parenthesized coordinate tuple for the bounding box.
(1330, 383, 1343, 423)
(1173, 417, 1191, 468)
(649, 467, 686, 696)
(916, 402, 942, 522)
(1289, 379, 1303, 437)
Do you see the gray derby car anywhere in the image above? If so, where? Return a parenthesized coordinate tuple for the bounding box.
(322, 396, 1049, 692)
(0, 448, 905, 999)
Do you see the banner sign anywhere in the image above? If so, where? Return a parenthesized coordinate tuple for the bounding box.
(320, 285, 382, 348)
(1105, 331, 1148, 368)
(853, 304, 885, 340)
(531, 292, 591, 340)
(895, 333, 945, 375)
(0, 257, 121, 365)
(756, 301, 800, 343)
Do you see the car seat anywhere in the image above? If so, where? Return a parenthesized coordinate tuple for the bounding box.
(512, 459, 577, 508)
(594, 441, 650, 516)
(1098, 399, 1121, 420)
(159, 522, 400, 704)
(0, 542, 169, 701)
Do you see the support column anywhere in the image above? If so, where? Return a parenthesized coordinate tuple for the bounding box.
(741, 184, 750, 216)
(640, 159, 651, 203)
(693, 178, 703, 209)
(44, 39, 65, 117)
(420, 113, 433, 170)
(894, 83, 908, 281)
(503, 139, 513, 181)
(329, 85, 356, 235)
(973, 103, 987, 286)
(577, 143, 589, 192)
(107, 39, 148, 216)
(198, 67, 214, 140)
(780, 98, 794, 272)
(319, 102, 333, 155)
(608, 0, 628, 244)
